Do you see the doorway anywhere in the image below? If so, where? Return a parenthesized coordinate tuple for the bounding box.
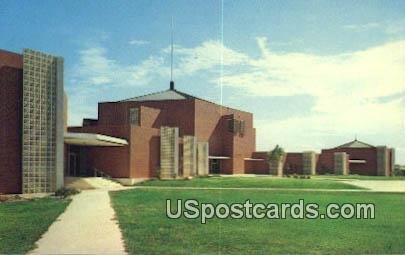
(210, 159, 221, 174)
(68, 152, 79, 176)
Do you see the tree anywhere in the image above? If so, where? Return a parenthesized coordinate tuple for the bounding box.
(267, 145, 285, 163)
(267, 145, 285, 176)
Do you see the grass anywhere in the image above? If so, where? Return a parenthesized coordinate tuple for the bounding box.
(0, 197, 70, 254)
(136, 176, 364, 190)
(111, 188, 405, 254)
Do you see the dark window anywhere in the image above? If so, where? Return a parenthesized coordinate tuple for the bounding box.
(239, 120, 245, 135)
(129, 108, 140, 125)
(228, 119, 234, 132)
(228, 119, 239, 133)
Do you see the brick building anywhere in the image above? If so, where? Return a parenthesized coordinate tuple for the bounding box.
(67, 81, 259, 184)
(0, 49, 64, 194)
(0, 47, 396, 194)
(247, 140, 395, 176)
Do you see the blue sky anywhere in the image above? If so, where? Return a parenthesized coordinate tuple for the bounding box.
(1, 0, 404, 163)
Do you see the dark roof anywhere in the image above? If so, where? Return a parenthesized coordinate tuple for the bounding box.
(114, 87, 252, 114)
(335, 139, 375, 149)
(119, 89, 195, 102)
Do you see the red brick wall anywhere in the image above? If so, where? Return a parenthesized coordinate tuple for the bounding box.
(0, 50, 22, 69)
(73, 97, 257, 177)
(194, 99, 256, 174)
(129, 126, 160, 178)
(0, 64, 23, 193)
(194, 101, 228, 155)
(85, 146, 129, 178)
(342, 148, 377, 175)
(98, 100, 195, 136)
(317, 150, 335, 174)
(284, 153, 303, 174)
(67, 125, 131, 178)
(318, 148, 377, 175)
(244, 152, 268, 174)
(140, 106, 161, 127)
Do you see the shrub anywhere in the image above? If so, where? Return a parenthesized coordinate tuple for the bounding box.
(267, 145, 285, 163)
(55, 187, 80, 198)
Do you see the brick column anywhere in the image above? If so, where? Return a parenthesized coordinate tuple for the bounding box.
(334, 152, 348, 175)
(183, 136, 197, 177)
(377, 146, 389, 176)
(302, 151, 316, 175)
(197, 142, 209, 176)
(389, 148, 395, 176)
(160, 127, 179, 179)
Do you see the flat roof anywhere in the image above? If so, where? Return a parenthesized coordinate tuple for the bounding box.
(244, 158, 265, 161)
(64, 132, 128, 147)
(209, 156, 231, 159)
(349, 159, 367, 164)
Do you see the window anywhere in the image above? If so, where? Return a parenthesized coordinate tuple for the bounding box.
(228, 118, 245, 134)
(239, 120, 245, 135)
(228, 119, 238, 133)
(129, 108, 140, 125)
(228, 118, 246, 135)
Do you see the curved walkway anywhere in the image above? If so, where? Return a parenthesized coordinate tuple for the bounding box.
(29, 188, 127, 255)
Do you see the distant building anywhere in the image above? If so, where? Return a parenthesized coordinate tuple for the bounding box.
(278, 139, 395, 176)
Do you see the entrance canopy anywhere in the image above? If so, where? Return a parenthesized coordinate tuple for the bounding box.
(64, 132, 128, 146)
(209, 156, 230, 159)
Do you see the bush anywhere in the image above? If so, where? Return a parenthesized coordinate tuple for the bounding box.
(55, 187, 80, 198)
(267, 145, 285, 163)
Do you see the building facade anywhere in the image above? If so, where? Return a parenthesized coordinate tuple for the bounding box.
(0, 49, 64, 194)
(67, 87, 257, 183)
(0, 48, 397, 194)
(247, 140, 395, 176)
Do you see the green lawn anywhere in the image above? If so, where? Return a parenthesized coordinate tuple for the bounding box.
(0, 198, 70, 254)
(111, 188, 405, 254)
(136, 176, 364, 190)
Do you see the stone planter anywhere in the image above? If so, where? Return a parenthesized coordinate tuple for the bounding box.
(269, 157, 284, 176)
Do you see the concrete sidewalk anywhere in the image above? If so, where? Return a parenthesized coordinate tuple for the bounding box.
(341, 180, 405, 193)
(134, 182, 405, 193)
(29, 189, 127, 255)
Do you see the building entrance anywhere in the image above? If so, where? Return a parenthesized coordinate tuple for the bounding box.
(210, 159, 221, 174)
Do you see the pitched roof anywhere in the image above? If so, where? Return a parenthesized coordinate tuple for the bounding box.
(119, 89, 195, 102)
(115, 87, 252, 114)
(335, 139, 375, 149)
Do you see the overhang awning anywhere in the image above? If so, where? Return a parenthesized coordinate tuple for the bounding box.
(244, 158, 265, 161)
(64, 132, 128, 147)
(349, 159, 366, 164)
(209, 156, 231, 159)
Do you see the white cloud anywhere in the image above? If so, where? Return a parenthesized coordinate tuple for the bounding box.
(220, 38, 405, 162)
(71, 46, 168, 87)
(129, 39, 149, 46)
(343, 22, 381, 31)
(71, 40, 247, 88)
(343, 20, 405, 35)
(162, 40, 248, 76)
(69, 38, 405, 162)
